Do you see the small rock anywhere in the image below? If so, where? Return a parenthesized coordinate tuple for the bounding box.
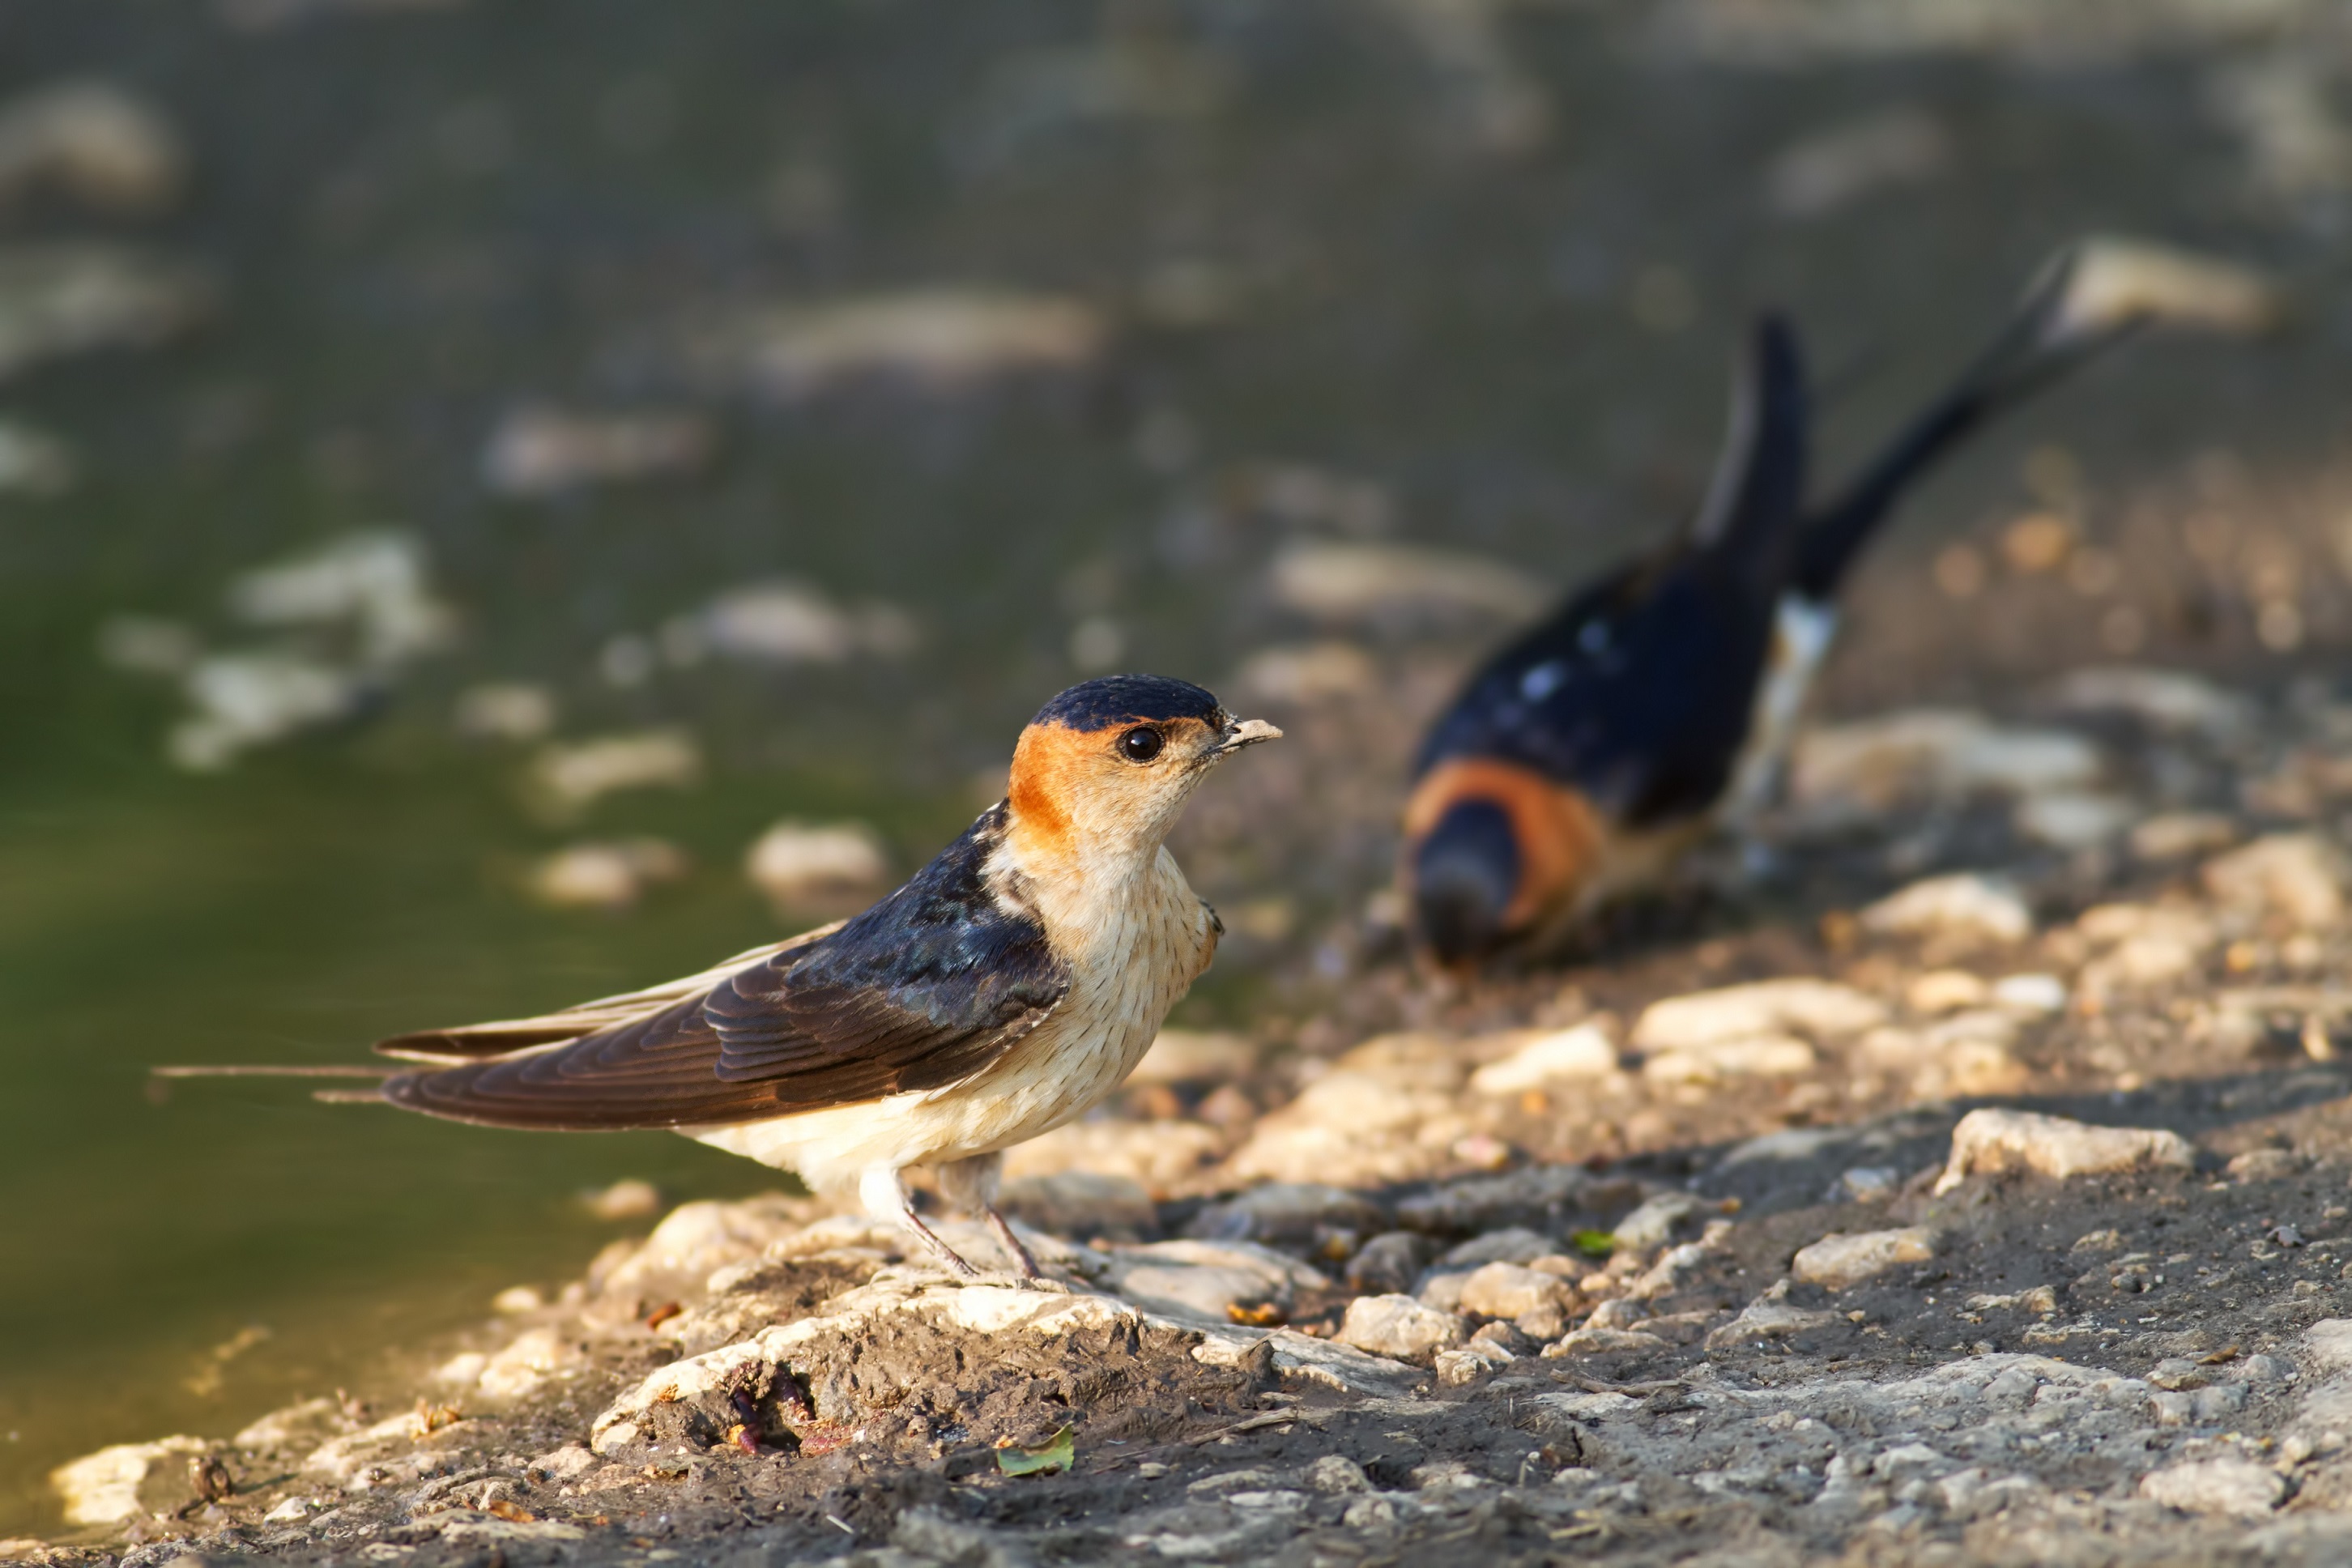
(0, 242, 210, 381)
(1105, 1239, 1327, 1322)
(1584, 1297, 1649, 1332)
(528, 731, 702, 817)
(1643, 1033, 1817, 1086)
(1830, 1167, 1902, 1203)
(0, 79, 185, 215)
(1336, 1293, 1466, 1359)
(2137, 1458, 2284, 1519)
(1434, 1340, 1515, 1385)
(1185, 1182, 1389, 1246)
(1862, 872, 2034, 945)
(2203, 833, 2348, 929)
(1268, 539, 1547, 626)
(1907, 969, 1989, 1013)
(2047, 666, 2256, 738)
(1231, 640, 1380, 705)
(735, 288, 1108, 398)
(49, 1437, 209, 1525)
(998, 1170, 1157, 1240)
(1791, 709, 2099, 812)
(527, 839, 688, 911)
(1703, 1291, 1843, 1349)
(1467, 1024, 1619, 1094)
(1346, 1232, 1429, 1293)
(1130, 1028, 1259, 1085)
(1302, 1455, 1370, 1493)
(480, 405, 712, 497)
(1438, 1228, 1555, 1268)
(2052, 236, 2284, 342)
(2304, 1319, 2352, 1375)
(2225, 1148, 2302, 1182)
(1991, 973, 2069, 1014)
(1006, 1118, 1223, 1193)
(744, 820, 890, 910)
(453, 681, 556, 743)
(1613, 1192, 1714, 1252)
(1633, 978, 1888, 1050)
(2130, 812, 2240, 862)
(684, 579, 918, 667)
(1933, 1110, 2193, 1195)
(583, 1179, 663, 1221)
(527, 1445, 599, 1483)
(1394, 1163, 1599, 1234)
(2013, 791, 2134, 850)
(1543, 1327, 1668, 1357)
(1457, 1262, 1571, 1319)
(1792, 1227, 1939, 1290)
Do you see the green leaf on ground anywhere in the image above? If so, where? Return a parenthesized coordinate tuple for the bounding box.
(995, 1425, 1076, 1477)
(1571, 1229, 1617, 1258)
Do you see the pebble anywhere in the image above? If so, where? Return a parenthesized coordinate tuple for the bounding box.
(2137, 1457, 2285, 1518)
(1703, 1293, 1842, 1349)
(168, 651, 369, 772)
(1230, 641, 1380, 706)
(1004, 1118, 1223, 1192)
(736, 288, 1108, 397)
(1184, 1182, 1388, 1246)
(1346, 1232, 1428, 1293)
(1544, 1327, 1668, 1357)
(1438, 1228, 1554, 1268)
(1792, 1227, 1939, 1290)
(1129, 1029, 1259, 1085)
(2202, 833, 2347, 928)
(2013, 791, 2133, 850)
(681, 578, 918, 667)
(1643, 1033, 1817, 1086)
(1465, 1024, 1619, 1094)
(1860, 872, 2034, 944)
(1612, 1192, 1713, 1251)
(583, 1179, 663, 1221)
(1991, 973, 2069, 1014)
(1632, 978, 1887, 1050)
(0, 79, 185, 215)
(526, 839, 688, 910)
(527, 731, 703, 817)
(1905, 969, 1988, 1013)
(2046, 665, 2257, 738)
(1393, 1162, 1600, 1234)
(49, 1437, 209, 1526)
(1933, 1109, 2195, 1195)
(226, 530, 454, 666)
(997, 1170, 1157, 1239)
(480, 406, 711, 496)
(2129, 811, 2240, 862)
(1790, 709, 2099, 812)
(744, 820, 890, 909)
(1267, 539, 1547, 625)
(1336, 1293, 1466, 1359)
(1455, 1262, 1571, 1319)
(452, 681, 556, 743)
(1434, 1339, 1515, 1385)
(1102, 1239, 1326, 1322)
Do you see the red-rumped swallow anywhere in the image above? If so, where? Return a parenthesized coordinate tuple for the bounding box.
(1404, 247, 2165, 965)
(168, 677, 1278, 1280)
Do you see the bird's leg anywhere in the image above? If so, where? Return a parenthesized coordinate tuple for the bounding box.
(937, 1152, 1042, 1282)
(860, 1166, 980, 1280)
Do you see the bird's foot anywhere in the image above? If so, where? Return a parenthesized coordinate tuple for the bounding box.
(897, 1208, 982, 1280)
(983, 1204, 1044, 1283)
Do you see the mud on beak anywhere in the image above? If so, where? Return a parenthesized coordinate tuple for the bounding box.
(1212, 716, 1282, 756)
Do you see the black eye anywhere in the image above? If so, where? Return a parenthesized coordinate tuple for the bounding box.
(1119, 726, 1165, 762)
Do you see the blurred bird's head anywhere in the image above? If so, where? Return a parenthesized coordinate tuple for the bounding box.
(1402, 759, 1600, 966)
(1008, 675, 1280, 865)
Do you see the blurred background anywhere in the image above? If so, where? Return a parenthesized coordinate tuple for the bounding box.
(2, 0, 2349, 1533)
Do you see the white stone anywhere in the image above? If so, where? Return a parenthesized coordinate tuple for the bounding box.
(480, 406, 711, 497)
(687, 579, 917, 666)
(1992, 974, 2068, 1014)
(2138, 1458, 2284, 1518)
(1861, 873, 2033, 944)
(1102, 1239, 1328, 1322)
(1467, 1024, 1619, 1094)
(527, 1445, 600, 1483)
(527, 730, 702, 816)
(1791, 709, 2100, 810)
(2046, 666, 2256, 737)
(743, 820, 888, 910)
(2203, 833, 2347, 928)
(1643, 1033, 1817, 1086)
(1456, 1262, 1571, 1319)
(2013, 791, 2134, 850)
(1434, 1340, 1516, 1385)
(2301, 1319, 2352, 1375)
(1792, 1227, 1938, 1289)
(1268, 539, 1547, 624)
(1703, 1297, 1842, 1349)
(1934, 1110, 2193, 1195)
(1906, 969, 1989, 1013)
(1613, 1192, 1714, 1251)
(598, 1198, 808, 1294)
(49, 1436, 208, 1525)
(1130, 1028, 1259, 1084)
(1337, 1293, 1466, 1359)
(1634, 979, 1886, 1050)
(2130, 812, 2239, 862)
(739, 288, 1108, 397)
(526, 838, 688, 910)
(1544, 1327, 1669, 1357)
(1003, 1117, 1224, 1193)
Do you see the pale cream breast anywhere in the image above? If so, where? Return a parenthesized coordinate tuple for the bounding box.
(690, 842, 1216, 1195)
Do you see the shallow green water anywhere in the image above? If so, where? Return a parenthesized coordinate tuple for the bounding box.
(2, 0, 2344, 1537)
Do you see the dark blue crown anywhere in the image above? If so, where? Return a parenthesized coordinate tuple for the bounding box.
(1031, 675, 1222, 731)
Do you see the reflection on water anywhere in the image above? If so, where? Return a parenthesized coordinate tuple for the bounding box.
(2, 0, 2347, 1537)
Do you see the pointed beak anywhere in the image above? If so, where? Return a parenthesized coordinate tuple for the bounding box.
(1213, 717, 1282, 756)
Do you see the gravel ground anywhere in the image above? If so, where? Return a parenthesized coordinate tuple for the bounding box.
(25, 654, 2352, 1566)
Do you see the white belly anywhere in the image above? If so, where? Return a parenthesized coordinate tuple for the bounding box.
(688, 846, 1213, 1195)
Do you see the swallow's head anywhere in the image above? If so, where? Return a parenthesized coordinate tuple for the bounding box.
(1008, 675, 1280, 862)
(1401, 759, 1601, 966)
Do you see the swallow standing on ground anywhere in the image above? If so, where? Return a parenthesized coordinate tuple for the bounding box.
(1404, 245, 2179, 965)
(173, 676, 1277, 1280)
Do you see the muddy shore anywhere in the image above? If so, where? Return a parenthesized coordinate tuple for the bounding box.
(23, 650, 2352, 1566)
